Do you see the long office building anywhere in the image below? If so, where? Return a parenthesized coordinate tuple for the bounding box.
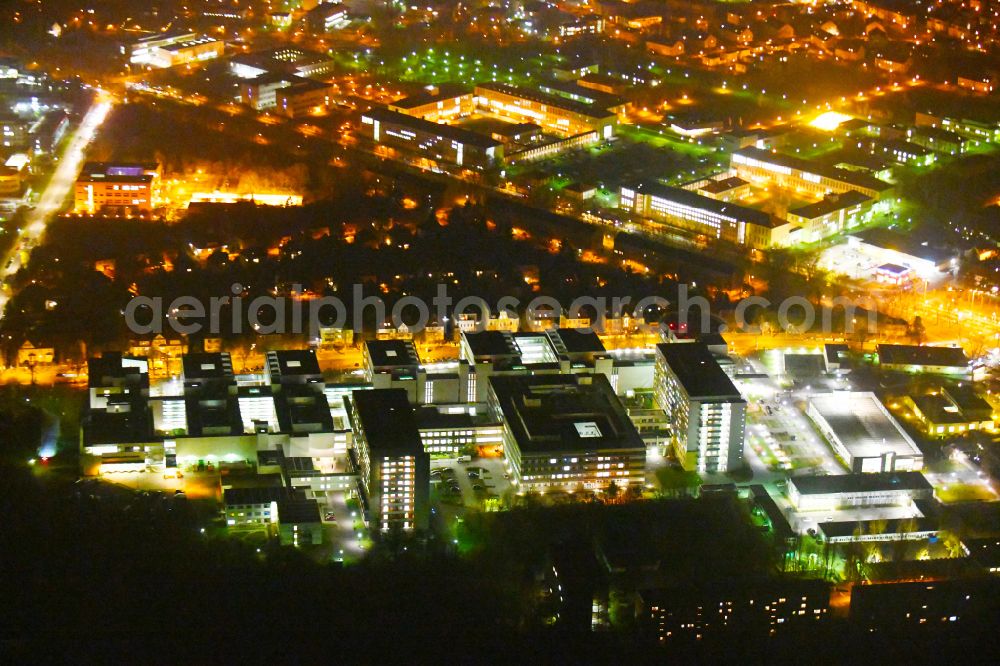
(876, 343, 971, 376)
(474, 82, 618, 138)
(788, 472, 933, 512)
(230, 47, 336, 80)
(128, 31, 224, 68)
(818, 517, 938, 544)
(906, 126, 972, 155)
(360, 107, 503, 169)
(731, 147, 893, 201)
(388, 84, 475, 122)
(345, 389, 430, 532)
(487, 374, 645, 493)
(785, 190, 874, 243)
(619, 182, 778, 248)
(537, 80, 627, 119)
(655, 343, 746, 473)
(915, 111, 1000, 143)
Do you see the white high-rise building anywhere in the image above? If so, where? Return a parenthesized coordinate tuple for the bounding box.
(655, 343, 746, 473)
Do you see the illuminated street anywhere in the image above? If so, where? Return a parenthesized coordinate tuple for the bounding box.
(0, 96, 112, 318)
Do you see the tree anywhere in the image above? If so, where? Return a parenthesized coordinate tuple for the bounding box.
(908, 316, 926, 345)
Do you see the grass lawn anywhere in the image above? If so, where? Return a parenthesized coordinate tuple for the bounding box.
(655, 466, 702, 490)
(935, 482, 998, 503)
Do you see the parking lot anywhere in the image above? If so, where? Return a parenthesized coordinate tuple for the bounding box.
(923, 453, 999, 504)
(736, 364, 846, 477)
(431, 456, 512, 511)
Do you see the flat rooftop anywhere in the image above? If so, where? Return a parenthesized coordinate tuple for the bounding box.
(733, 147, 892, 193)
(877, 344, 970, 368)
(276, 385, 334, 432)
(837, 118, 872, 134)
(363, 106, 503, 150)
(790, 471, 932, 496)
(783, 353, 826, 377)
(162, 35, 221, 51)
(224, 486, 299, 505)
(698, 176, 748, 195)
(697, 332, 727, 348)
(80, 161, 159, 174)
(135, 29, 197, 44)
(244, 46, 331, 67)
(187, 387, 242, 436)
(88, 353, 149, 389)
(943, 384, 993, 414)
(461, 331, 563, 370)
(389, 84, 471, 109)
(365, 339, 421, 368)
(832, 151, 892, 173)
(475, 82, 616, 121)
(825, 343, 849, 365)
(462, 330, 520, 359)
(578, 72, 621, 88)
(282, 78, 332, 94)
(488, 374, 644, 454)
(181, 353, 233, 381)
(656, 343, 743, 400)
(911, 394, 966, 425)
(788, 191, 872, 220)
(873, 137, 932, 155)
(910, 125, 968, 144)
(546, 327, 606, 355)
(750, 484, 794, 540)
(84, 406, 153, 446)
(277, 498, 321, 524)
(77, 173, 153, 184)
(349, 388, 423, 454)
(855, 227, 958, 265)
(808, 392, 922, 461)
(537, 79, 625, 110)
(415, 404, 497, 430)
(266, 349, 322, 378)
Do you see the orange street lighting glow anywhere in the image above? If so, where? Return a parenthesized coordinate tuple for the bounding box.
(189, 191, 303, 206)
(809, 111, 852, 131)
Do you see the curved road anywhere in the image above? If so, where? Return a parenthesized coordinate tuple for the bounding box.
(0, 97, 113, 320)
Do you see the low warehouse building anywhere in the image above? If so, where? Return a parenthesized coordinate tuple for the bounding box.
(788, 472, 933, 512)
(807, 392, 923, 473)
